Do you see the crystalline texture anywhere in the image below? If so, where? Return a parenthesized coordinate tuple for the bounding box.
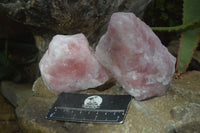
(95, 12, 176, 100)
(39, 33, 109, 95)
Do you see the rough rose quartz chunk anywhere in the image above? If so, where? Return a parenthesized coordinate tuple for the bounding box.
(95, 12, 176, 100)
(39, 33, 109, 95)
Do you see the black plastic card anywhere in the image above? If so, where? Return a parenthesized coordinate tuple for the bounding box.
(46, 93, 132, 123)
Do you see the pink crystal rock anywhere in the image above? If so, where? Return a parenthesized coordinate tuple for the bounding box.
(95, 12, 176, 100)
(39, 33, 109, 95)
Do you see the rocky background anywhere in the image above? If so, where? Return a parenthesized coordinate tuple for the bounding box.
(0, 0, 151, 53)
(0, 0, 152, 83)
(1, 71, 200, 133)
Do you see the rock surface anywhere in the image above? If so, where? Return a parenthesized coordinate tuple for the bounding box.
(39, 34, 109, 94)
(32, 77, 56, 98)
(0, 93, 19, 133)
(96, 12, 176, 100)
(11, 71, 200, 133)
(0, 81, 33, 107)
(0, 0, 152, 48)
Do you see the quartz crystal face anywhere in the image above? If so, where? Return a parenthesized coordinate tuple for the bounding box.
(95, 12, 176, 100)
(39, 33, 109, 94)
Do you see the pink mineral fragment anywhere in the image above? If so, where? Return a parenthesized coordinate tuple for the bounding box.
(95, 12, 176, 100)
(39, 33, 109, 95)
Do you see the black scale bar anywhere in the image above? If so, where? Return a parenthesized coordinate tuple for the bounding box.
(46, 93, 132, 123)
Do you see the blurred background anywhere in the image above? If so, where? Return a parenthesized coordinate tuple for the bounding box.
(0, 0, 199, 132)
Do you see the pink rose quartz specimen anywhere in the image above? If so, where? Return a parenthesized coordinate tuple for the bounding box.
(95, 12, 176, 100)
(39, 33, 109, 95)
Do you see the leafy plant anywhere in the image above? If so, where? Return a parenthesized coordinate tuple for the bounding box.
(0, 40, 11, 79)
(0, 40, 38, 82)
(144, 0, 182, 27)
(151, 0, 200, 73)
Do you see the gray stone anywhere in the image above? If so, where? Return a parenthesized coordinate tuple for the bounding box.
(171, 103, 200, 133)
(0, 93, 19, 133)
(0, 0, 152, 58)
(170, 103, 200, 121)
(0, 81, 33, 107)
(174, 120, 200, 133)
(32, 77, 57, 98)
(15, 71, 200, 133)
(15, 97, 64, 133)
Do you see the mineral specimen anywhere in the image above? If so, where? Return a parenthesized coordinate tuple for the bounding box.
(39, 33, 109, 94)
(95, 12, 176, 100)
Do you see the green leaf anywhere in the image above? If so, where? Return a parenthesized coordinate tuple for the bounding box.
(149, 0, 200, 73)
(0, 40, 9, 66)
(183, 0, 200, 24)
(176, 0, 200, 72)
(177, 28, 200, 72)
(151, 0, 200, 32)
(151, 18, 200, 32)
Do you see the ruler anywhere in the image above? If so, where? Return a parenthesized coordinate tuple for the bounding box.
(46, 93, 132, 123)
